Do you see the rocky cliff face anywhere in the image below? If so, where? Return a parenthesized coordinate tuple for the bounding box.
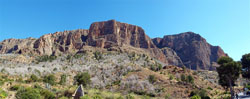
(153, 32, 227, 70)
(0, 20, 227, 70)
(86, 20, 167, 63)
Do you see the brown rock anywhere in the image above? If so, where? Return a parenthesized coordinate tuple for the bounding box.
(154, 32, 227, 70)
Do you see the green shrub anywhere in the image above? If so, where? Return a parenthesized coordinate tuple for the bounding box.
(66, 55, 72, 60)
(190, 95, 201, 99)
(36, 55, 57, 62)
(117, 96, 124, 99)
(125, 94, 134, 99)
(10, 85, 22, 91)
(190, 89, 210, 99)
(43, 74, 56, 85)
(80, 95, 90, 99)
(33, 84, 42, 89)
(40, 89, 55, 99)
(74, 53, 84, 59)
(16, 87, 41, 99)
(165, 94, 170, 99)
(92, 94, 102, 99)
(59, 96, 68, 99)
(186, 75, 194, 84)
(207, 87, 213, 90)
(181, 74, 186, 82)
(112, 80, 121, 86)
(148, 75, 156, 84)
(74, 72, 91, 87)
(0, 88, 8, 99)
(53, 68, 57, 71)
(246, 85, 250, 90)
(94, 51, 102, 60)
(59, 74, 67, 85)
(30, 74, 39, 82)
(16, 77, 24, 83)
(169, 74, 174, 80)
(150, 62, 163, 71)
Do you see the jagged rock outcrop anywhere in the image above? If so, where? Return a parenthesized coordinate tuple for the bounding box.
(33, 29, 89, 55)
(153, 32, 227, 70)
(0, 38, 37, 54)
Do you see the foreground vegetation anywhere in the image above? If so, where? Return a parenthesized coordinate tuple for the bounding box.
(1, 52, 249, 99)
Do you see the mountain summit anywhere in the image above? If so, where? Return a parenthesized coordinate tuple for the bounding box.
(0, 20, 227, 70)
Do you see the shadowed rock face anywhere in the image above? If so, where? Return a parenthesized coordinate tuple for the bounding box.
(153, 32, 227, 70)
(0, 20, 227, 70)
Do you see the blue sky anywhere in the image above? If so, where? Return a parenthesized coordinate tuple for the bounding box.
(0, 0, 249, 61)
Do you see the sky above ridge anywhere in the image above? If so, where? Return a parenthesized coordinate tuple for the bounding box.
(0, 0, 249, 61)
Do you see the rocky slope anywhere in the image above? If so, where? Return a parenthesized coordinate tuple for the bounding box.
(0, 52, 225, 98)
(152, 32, 227, 70)
(0, 20, 227, 70)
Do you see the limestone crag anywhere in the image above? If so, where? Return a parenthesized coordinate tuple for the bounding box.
(153, 32, 227, 70)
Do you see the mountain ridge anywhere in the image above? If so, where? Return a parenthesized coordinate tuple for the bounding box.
(0, 20, 227, 70)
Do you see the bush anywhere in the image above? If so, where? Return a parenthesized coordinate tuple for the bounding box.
(59, 97, 68, 99)
(186, 75, 194, 84)
(181, 74, 186, 82)
(246, 85, 250, 90)
(43, 74, 56, 85)
(190, 89, 210, 99)
(0, 88, 8, 99)
(165, 94, 171, 99)
(126, 94, 135, 99)
(30, 74, 39, 82)
(207, 87, 213, 90)
(74, 72, 91, 87)
(169, 74, 174, 80)
(74, 54, 84, 59)
(94, 51, 102, 60)
(80, 95, 90, 99)
(10, 85, 22, 91)
(59, 74, 67, 85)
(40, 89, 55, 99)
(180, 74, 194, 84)
(16, 87, 41, 99)
(92, 94, 102, 99)
(148, 75, 156, 84)
(36, 55, 57, 62)
(190, 95, 201, 99)
(150, 62, 163, 71)
(34, 84, 42, 89)
(117, 96, 124, 99)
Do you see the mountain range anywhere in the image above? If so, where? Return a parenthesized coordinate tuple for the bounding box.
(0, 20, 227, 70)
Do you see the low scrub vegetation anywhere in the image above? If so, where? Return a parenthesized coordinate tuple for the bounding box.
(36, 55, 57, 62)
(0, 88, 8, 99)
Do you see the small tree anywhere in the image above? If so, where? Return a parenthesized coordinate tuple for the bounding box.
(241, 53, 250, 80)
(217, 56, 241, 99)
(43, 75, 56, 85)
(74, 72, 91, 87)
